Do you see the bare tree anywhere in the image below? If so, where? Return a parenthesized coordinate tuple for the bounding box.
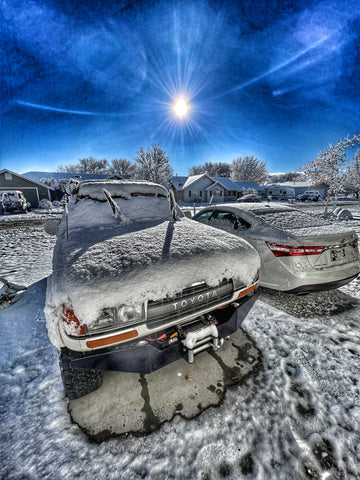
(57, 164, 81, 173)
(110, 158, 136, 178)
(230, 156, 267, 183)
(57, 157, 110, 174)
(302, 134, 360, 210)
(78, 157, 109, 173)
(134, 145, 173, 186)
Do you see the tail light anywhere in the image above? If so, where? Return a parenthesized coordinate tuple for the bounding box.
(266, 242, 325, 257)
(353, 238, 358, 249)
(62, 306, 86, 336)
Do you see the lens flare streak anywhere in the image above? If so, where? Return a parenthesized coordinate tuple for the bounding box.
(16, 100, 127, 117)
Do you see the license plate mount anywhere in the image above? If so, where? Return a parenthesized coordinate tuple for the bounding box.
(331, 248, 346, 262)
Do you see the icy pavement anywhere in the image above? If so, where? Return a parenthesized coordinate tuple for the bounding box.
(1, 280, 360, 479)
(1, 211, 360, 479)
(69, 329, 261, 441)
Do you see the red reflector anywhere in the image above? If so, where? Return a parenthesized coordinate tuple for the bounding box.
(266, 242, 324, 257)
(62, 306, 86, 336)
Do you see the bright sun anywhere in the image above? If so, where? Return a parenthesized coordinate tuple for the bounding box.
(174, 98, 188, 117)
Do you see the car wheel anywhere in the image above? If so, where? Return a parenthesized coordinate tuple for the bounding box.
(59, 348, 104, 399)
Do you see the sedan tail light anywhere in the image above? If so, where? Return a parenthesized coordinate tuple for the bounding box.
(266, 242, 325, 257)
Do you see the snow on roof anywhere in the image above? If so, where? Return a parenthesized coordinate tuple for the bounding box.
(23, 171, 110, 182)
(0, 169, 55, 190)
(170, 176, 188, 190)
(183, 174, 212, 189)
(211, 178, 261, 191)
(207, 203, 356, 237)
(76, 179, 168, 200)
(272, 181, 314, 188)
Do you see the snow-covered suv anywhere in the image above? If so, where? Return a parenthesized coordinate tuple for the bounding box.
(298, 191, 321, 202)
(0, 190, 29, 214)
(44, 180, 260, 399)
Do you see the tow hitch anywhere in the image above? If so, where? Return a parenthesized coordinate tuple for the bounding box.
(181, 324, 223, 363)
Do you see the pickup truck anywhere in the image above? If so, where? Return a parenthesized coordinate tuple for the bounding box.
(44, 179, 260, 399)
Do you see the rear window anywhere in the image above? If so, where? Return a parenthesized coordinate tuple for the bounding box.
(253, 208, 331, 230)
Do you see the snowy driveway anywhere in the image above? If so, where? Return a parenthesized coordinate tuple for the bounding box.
(1, 211, 360, 479)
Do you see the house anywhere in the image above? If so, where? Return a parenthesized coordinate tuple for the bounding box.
(0, 169, 54, 208)
(171, 174, 262, 203)
(264, 181, 328, 199)
(23, 171, 116, 201)
(169, 176, 188, 201)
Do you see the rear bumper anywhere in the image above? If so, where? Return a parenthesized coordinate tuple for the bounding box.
(284, 273, 359, 294)
(70, 290, 259, 374)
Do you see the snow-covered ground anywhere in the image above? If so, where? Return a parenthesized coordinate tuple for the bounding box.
(1, 208, 360, 479)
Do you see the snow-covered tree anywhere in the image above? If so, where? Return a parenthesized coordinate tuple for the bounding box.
(302, 135, 360, 208)
(134, 145, 173, 186)
(40, 177, 57, 188)
(342, 148, 360, 199)
(230, 156, 267, 183)
(109, 159, 136, 178)
(189, 162, 231, 177)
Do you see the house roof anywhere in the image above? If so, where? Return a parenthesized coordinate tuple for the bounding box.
(0, 169, 55, 190)
(183, 174, 213, 189)
(270, 181, 314, 188)
(211, 178, 262, 191)
(23, 171, 111, 182)
(170, 176, 188, 190)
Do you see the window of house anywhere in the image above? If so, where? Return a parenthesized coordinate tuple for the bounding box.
(5, 173, 12, 180)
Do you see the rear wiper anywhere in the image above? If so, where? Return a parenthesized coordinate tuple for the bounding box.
(103, 188, 128, 224)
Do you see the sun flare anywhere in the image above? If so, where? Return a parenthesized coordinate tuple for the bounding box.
(174, 98, 188, 117)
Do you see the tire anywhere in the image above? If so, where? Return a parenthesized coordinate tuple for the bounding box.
(59, 348, 104, 399)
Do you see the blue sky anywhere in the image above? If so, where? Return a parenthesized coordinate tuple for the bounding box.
(1, 0, 360, 175)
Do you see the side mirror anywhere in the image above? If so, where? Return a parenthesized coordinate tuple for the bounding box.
(44, 218, 61, 236)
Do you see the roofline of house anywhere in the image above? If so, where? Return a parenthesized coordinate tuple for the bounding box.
(0, 169, 55, 190)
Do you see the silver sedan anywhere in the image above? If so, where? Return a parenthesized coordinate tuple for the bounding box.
(192, 203, 360, 294)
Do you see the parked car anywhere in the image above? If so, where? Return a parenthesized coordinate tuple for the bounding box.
(237, 194, 262, 203)
(297, 191, 321, 202)
(44, 180, 260, 399)
(0, 190, 29, 214)
(192, 203, 360, 294)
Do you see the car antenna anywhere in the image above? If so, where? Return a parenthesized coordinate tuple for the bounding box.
(168, 189, 178, 221)
(103, 188, 125, 222)
(64, 194, 69, 238)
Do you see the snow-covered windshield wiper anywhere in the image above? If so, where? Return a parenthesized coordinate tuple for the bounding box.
(103, 188, 129, 224)
(169, 189, 178, 221)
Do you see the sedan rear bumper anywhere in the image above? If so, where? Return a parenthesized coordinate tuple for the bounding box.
(69, 290, 259, 373)
(284, 273, 359, 294)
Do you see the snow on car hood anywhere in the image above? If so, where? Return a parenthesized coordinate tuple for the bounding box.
(45, 215, 260, 346)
